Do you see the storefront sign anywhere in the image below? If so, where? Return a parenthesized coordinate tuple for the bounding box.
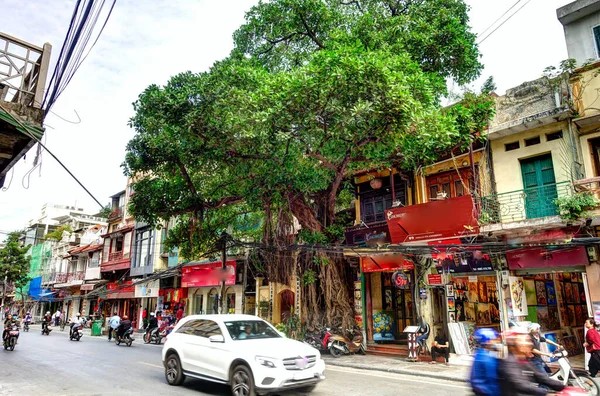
(106, 280, 135, 299)
(392, 271, 410, 289)
(345, 224, 390, 247)
(361, 255, 414, 273)
(434, 252, 494, 273)
(181, 260, 236, 287)
(419, 288, 427, 300)
(353, 281, 363, 327)
(134, 279, 160, 298)
(506, 247, 589, 270)
(427, 274, 443, 285)
(384, 195, 479, 243)
(80, 284, 95, 291)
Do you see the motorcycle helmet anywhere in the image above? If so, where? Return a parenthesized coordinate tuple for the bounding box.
(26, 311, 30, 315)
(473, 328, 498, 345)
(150, 312, 155, 317)
(76, 313, 81, 317)
(46, 311, 51, 315)
(528, 323, 541, 333)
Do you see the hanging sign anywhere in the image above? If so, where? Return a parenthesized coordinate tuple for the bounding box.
(427, 274, 443, 285)
(419, 288, 427, 300)
(392, 271, 410, 289)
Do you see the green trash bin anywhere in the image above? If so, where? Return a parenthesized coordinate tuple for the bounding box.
(91, 320, 103, 336)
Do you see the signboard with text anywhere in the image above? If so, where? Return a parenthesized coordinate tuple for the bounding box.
(181, 260, 236, 288)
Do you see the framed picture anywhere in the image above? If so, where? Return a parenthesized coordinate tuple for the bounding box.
(455, 300, 465, 321)
(509, 277, 528, 316)
(545, 281, 557, 306)
(535, 280, 548, 305)
(565, 283, 574, 304)
(575, 305, 584, 326)
(525, 280, 537, 306)
(537, 306, 549, 331)
(449, 312, 456, 323)
(447, 297, 455, 312)
(559, 304, 568, 327)
(465, 302, 476, 322)
(556, 273, 564, 281)
(571, 273, 578, 283)
(468, 282, 479, 302)
(573, 284, 581, 304)
(577, 273, 583, 283)
(568, 305, 577, 327)
(478, 281, 488, 303)
(548, 306, 560, 330)
(446, 284, 455, 297)
(476, 303, 491, 325)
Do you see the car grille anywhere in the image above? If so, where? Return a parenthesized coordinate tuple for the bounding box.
(282, 355, 317, 370)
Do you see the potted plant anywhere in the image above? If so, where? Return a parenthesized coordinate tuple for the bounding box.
(554, 192, 598, 223)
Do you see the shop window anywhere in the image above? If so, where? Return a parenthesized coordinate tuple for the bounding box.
(133, 228, 153, 268)
(226, 289, 236, 314)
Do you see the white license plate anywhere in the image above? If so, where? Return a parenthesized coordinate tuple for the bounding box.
(9, 331, 18, 336)
(294, 371, 314, 380)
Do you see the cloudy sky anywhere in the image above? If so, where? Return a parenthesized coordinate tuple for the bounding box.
(0, 0, 572, 236)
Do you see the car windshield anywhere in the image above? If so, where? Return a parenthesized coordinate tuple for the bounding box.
(225, 320, 281, 340)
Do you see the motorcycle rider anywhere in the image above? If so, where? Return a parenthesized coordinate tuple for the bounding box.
(23, 312, 32, 327)
(528, 323, 561, 374)
(116, 315, 132, 340)
(145, 312, 158, 340)
(41, 311, 52, 333)
(2, 314, 18, 341)
(497, 327, 564, 395)
(470, 327, 500, 396)
(69, 313, 83, 337)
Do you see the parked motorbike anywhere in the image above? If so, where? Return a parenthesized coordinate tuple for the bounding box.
(69, 323, 84, 341)
(115, 328, 134, 347)
(549, 348, 598, 395)
(41, 321, 52, 335)
(3, 325, 19, 351)
(328, 327, 365, 357)
(303, 327, 332, 352)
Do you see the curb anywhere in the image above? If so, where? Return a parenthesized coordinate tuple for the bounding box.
(323, 359, 470, 384)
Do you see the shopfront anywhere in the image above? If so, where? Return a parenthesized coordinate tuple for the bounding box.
(103, 280, 137, 326)
(505, 246, 592, 356)
(362, 254, 416, 344)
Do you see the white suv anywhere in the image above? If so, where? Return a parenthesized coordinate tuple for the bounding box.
(161, 314, 325, 395)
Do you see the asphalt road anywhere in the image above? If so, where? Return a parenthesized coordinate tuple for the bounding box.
(0, 326, 471, 396)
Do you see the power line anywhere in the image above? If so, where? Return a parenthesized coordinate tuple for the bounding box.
(477, 0, 523, 39)
(477, 0, 532, 45)
(0, 103, 104, 208)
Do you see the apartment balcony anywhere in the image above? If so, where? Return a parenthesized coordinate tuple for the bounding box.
(0, 32, 52, 186)
(479, 181, 573, 234)
(54, 271, 85, 288)
(101, 250, 131, 272)
(107, 207, 123, 222)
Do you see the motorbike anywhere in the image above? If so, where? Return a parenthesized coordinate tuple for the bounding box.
(549, 348, 598, 395)
(3, 325, 19, 351)
(303, 327, 332, 352)
(41, 321, 52, 335)
(69, 323, 84, 341)
(144, 324, 167, 345)
(328, 327, 366, 358)
(23, 321, 30, 332)
(115, 327, 134, 347)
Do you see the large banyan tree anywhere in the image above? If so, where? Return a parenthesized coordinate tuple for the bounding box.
(123, 0, 493, 329)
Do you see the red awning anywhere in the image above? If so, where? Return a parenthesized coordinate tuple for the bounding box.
(506, 246, 589, 270)
(385, 195, 479, 244)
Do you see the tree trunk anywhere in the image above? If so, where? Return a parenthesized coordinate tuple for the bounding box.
(287, 193, 323, 232)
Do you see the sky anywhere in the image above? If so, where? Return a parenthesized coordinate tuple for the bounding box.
(0, 0, 572, 237)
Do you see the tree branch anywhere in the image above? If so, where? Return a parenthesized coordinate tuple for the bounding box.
(177, 160, 199, 198)
(306, 152, 338, 172)
(296, 10, 325, 49)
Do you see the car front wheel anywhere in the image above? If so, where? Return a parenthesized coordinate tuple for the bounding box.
(230, 364, 255, 396)
(165, 354, 185, 386)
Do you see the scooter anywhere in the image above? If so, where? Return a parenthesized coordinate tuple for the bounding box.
(144, 324, 168, 345)
(549, 348, 598, 395)
(328, 327, 366, 358)
(69, 323, 84, 341)
(303, 327, 332, 352)
(3, 325, 19, 351)
(115, 328, 134, 347)
(23, 321, 29, 332)
(41, 321, 52, 335)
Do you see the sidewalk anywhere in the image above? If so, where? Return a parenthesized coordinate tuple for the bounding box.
(323, 353, 472, 383)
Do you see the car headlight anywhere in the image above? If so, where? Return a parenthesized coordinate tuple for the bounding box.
(255, 356, 277, 368)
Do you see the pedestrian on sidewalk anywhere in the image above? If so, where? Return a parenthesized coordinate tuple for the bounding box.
(583, 318, 600, 377)
(108, 312, 120, 341)
(470, 328, 500, 396)
(430, 331, 450, 365)
(176, 306, 184, 324)
(53, 309, 61, 326)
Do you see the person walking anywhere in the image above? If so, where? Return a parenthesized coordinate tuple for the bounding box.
(53, 309, 61, 327)
(108, 312, 120, 342)
(584, 318, 600, 377)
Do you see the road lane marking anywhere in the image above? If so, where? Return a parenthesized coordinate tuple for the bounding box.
(325, 366, 469, 389)
(138, 361, 163, 369)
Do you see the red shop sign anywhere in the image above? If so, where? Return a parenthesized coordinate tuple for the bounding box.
(506, 246, 589, 270)
(385, 195, 479, 243)
(427, 274, 443, 285)
(361, 255, 414, 273)
(181, 260, 236, 288)
(107, 280, 134, 293)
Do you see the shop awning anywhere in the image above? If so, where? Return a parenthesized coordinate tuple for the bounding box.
(361, 254, 414, 273)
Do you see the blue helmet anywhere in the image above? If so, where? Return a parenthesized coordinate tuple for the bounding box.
(473, 328, 498, 345)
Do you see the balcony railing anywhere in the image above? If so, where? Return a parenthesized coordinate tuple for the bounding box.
(108, 207, 123, 221)
(0, 32, 51, 108)
(108, 251, 123, 262)
(479, 181, 573, 225)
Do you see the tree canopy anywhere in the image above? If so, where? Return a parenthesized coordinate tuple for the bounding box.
(0, 232, 31, 305)
(123, 0, 493, 327)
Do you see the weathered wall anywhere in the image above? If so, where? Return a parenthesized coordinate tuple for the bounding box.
(563, 11, 600, 65)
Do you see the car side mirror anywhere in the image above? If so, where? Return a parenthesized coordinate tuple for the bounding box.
(209, 335, 225, 343)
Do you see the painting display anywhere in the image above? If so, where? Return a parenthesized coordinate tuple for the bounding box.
(536, 306, 549, 331)
(535, 281, 547, 305)
(548, 306, 560, 330)
(568, 305, 577, 327)
(545, 282, 556, 306)
(468, 282, 478, 302)
(455, 300, 465, 321)
(478, 281, 488, 303)
(509, 277, 528, 316)
(565, 283, 574, 303)
(525, 280, 537, 306)
(573, 284, 580, 304)
(447, 297, 455, 312)
(465, 302, 475, 322)
(476, 303, 491, 325)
